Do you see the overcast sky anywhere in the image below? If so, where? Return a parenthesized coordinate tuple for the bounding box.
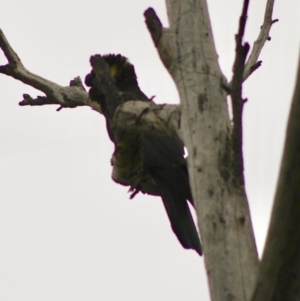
(0, 0, 299, 300)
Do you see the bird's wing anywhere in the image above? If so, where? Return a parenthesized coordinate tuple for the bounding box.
(142, 132, 202, 255)
(142, 133, 192, 201)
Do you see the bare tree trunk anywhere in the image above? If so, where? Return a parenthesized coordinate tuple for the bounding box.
(251, 52, 300, 301)
(145, 0, 259, 300)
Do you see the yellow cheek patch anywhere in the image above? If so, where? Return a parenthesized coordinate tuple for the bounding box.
(109, 65, 118, 78)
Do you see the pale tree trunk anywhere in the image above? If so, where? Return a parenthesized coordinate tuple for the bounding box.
(251, 51, 300, 301)
(145, 0, 260, 300)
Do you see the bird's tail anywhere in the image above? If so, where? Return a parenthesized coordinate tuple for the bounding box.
(160, 187, 202, 256)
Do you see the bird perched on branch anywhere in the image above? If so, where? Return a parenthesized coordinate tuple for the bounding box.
(85, 54, 202, 256)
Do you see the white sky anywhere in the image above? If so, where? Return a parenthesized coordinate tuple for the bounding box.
(0, 0, 299, 300)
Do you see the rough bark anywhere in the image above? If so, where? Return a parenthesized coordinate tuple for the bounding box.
(251, 52, 300, 301)
(145, 1, 259, 300)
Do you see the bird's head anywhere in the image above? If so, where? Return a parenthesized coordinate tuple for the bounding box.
(85, 53, 149, 122)
(103, 54, 139, 91)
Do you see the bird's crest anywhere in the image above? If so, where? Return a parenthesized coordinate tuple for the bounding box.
(103, 54, 139, 90)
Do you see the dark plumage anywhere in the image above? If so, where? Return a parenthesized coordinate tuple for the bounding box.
(85, 54, 202, 256)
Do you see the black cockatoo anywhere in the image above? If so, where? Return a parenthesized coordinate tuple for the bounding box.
(85, 54, 202, 256)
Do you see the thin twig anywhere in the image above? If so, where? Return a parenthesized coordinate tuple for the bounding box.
(230, 0, 251, 187)
(243, 0, 277, 82)
(19, 94, 60, 107)
(19, 93, 86, 112)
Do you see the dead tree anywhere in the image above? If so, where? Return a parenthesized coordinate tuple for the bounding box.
(1, 0, 300, 300)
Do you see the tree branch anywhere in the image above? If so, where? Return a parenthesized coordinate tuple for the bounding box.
(114, 100, 181, 140)
(0, 27, 183, 145)
(144, 8, 176, 72)
(144, 8, 162, 48)
(243, 0, 277, 82)
(0, 28, 100, 112)
(230, 0, 250, 187)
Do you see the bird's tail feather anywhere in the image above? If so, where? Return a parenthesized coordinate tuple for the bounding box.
(160, 187, 202, 256)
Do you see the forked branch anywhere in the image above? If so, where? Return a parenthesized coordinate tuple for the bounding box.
(240, 0, 277, 83)
(0, 28, 100, 112)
